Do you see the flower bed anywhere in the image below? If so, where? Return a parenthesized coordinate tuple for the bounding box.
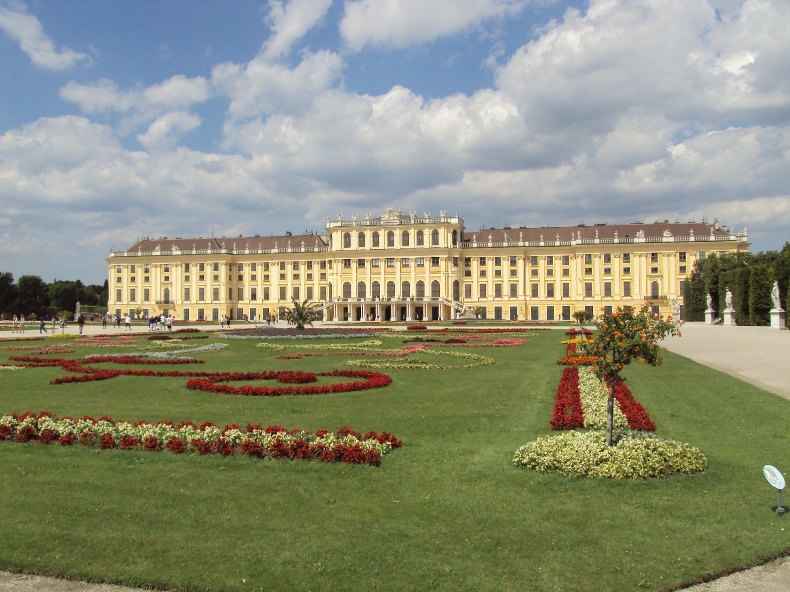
(550, 367, 584, 430)
(185, 370, 392, 396)
(0, 411, 402, 466)
(514, 430, 707, 479)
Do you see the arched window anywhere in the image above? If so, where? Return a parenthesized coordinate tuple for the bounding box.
(416, 230, 424, 246)
(431, 280, 440, 298)
(651, 281, 660, 299)
(416, 281, 425, 298)
(343, 232, 351, 248)
(357, 281, 366, 299)
(401, 281, 411, 298)
(358, 232, 365, 248)
(372, 232, 380, 247)
(163, 287, 170, 303)
(343, 282, 352, 299)
(452, 230, 458, 246)
(387, 281, 396, 298)
(431, 230, 439, 245)
(372, 281, 380, 299)
(401, 231, 409, 246)
(452, 280, 460, 300)
(387, 231, 395, 247)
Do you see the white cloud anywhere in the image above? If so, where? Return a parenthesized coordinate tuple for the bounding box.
(136, 111, 202, 153)
(340, 0, 528, 51)
(0, 2, 89, 70)
(262, 0, 334, 59)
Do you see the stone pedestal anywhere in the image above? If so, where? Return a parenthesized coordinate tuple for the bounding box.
(722, 309, 736, 326)
(705, 310, 715, 324)
(770, 309, 786, 330)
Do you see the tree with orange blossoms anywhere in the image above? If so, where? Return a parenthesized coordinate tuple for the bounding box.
(587, 305, 681, 446)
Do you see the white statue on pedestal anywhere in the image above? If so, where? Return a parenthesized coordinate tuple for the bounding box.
(772, 280, 782, 311)
(706, 293, 713, 311)
(725, 288, 733, 310)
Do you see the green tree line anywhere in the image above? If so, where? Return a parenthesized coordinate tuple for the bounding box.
(684, 243, 790, 326)
(0, 272, 108, 320)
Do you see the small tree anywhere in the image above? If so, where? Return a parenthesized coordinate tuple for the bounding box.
(284, 298, 322, 330)
(587, 306, 681, 446)
(573, 309, 593, 325)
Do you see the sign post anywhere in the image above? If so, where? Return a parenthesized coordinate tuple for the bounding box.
(763, 465, 786, 515)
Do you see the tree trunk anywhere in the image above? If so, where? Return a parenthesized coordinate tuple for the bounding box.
(606, 379, 615, 446)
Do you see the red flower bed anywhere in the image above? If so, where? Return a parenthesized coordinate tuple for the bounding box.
(612, 380, 656, 431)
(185, 369, 392, 397)
(550, 367, 584, 430)
(276, 371, 317, 384)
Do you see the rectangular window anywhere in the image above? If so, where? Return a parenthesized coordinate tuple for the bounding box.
(464, 270, 472, 277)
(546, 256, 553, 265)
(464, 284, 472, 298)
(603, 254, 611, 264)
(116, 288, 122, 301)
(546, 269, 554, 276)
(183, 309, 190, 321)
(651, 267, 659, 274)
(250, 263, 256, 271)
(585, 282, 593, 298)
(212, 263, 219, 272)
(679, 266, 687, 274)
(306, 261, 312, 270)
(130, 277, 135, 283)
(197, 308, 204, 320)
(416, 258, 424, 267)
(129, 288, 136, 301)
(679, 252, 687, 262)
(479, 284, 487, 298)
(603, 267, 611, 275)
(479, 257, 486, 265)
(306, 287, 313, 300)
(546, 283, 554, 298)
(585, 267, 592, 275)
(213, 274, 219, 281)
(143, 288, 149, 302)
(479, 269, 486, 277)
(357, 259, 365, 268)
(293, 262, 299, 270)
(494, 257, 501, 266)
(182, 275, 187, 282)
(279, 262, 286, 270)
(494, 269, 502, 277)
(562, 305, 570, 321)
(464, 257, 471, 267)
(531, 269, 539, 277)
(623, 267, 631, 274)
(229, 288, 233, 300)
(510, 256, 517, 266)
(623, 253, 630, 263)
(144, 276, 150, 282)
(386, 258, 395, 267)
(546, 305, 555, 321)
(371, 259, 380, 267)
(530, 256, 538, 266)
(584, 254, 592, 264)
(699, 251, 706, 260)
(651, 253, 659, 263)
(562, 255, 569, 265)
(198, 287, 205, 301)
(453, 257, 459, 267)
(531, 306, 539, 321)
(623, 281, 631, 297)
(184, 287, 190, 302)
(562, 268, 569, 276)
(292, 286, 300, 300)
(510, 283, 517, 298)
(237, 263, 243, 272)
(130, 265, 136, 273)
(401, 258, 410, 267)
(264, 287, 270, 300)
(279, 286, 286, 300)
(279, 274, 285, 281)
(238, 287, 244, 300)
(250, 287, 257, 300)
(494, 284, 502, 298)
(679, 280, 685, 297)
(604, 282, 612, 297)
(320, 286, 326, 300)
(212, 287, 219, 301)
(431, 257, 440, 267)
(238, 274, 243, 281)
(510, 269, 517, 277)
(531, 283, 538, 298)
(343, 259, 351, 268)
(604, 306, 613, 315)
(562, 283, 570, 298)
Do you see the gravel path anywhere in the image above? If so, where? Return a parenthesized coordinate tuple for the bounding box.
(1, 321, 788, 591)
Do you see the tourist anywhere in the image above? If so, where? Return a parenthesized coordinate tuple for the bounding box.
(220, 316, 225, 329)
(12, 314, 18, 333)
(51, 317, 57, 333)
(60, 317, 66, 333)
(166, 315, 173, 331)
(124, 314, 132, 330)
(39, 318, 47, 334)
(102, 314, 107, 329)
(19, 315, 25, 333)
(78, 314, 85, 334)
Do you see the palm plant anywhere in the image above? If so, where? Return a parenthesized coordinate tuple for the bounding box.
(283, 298, 322, 329)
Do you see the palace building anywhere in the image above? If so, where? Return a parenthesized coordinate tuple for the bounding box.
(106, 208, 749, 323)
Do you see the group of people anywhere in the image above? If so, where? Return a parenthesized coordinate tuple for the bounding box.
(148, 315, 174, 331)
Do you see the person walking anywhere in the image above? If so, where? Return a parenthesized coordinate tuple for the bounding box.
(78, 314, 85, 334)
(102, 314, 107, 329)
(39, 318, 47, 334)
(51, 317, 56, 333)
(124, 315, 132, 330)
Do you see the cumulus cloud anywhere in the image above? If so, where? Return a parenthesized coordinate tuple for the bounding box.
(262, 0, 334, 59)
(0, 1, 90, 70)
(340, 0, 528, 51)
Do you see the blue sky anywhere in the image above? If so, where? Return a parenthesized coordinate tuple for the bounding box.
(1, 0, 789, 285)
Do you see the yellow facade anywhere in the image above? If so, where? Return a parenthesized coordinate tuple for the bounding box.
(107, 210, 749, 322)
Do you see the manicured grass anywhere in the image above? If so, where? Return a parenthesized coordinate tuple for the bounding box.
(1, 330, 788, 591)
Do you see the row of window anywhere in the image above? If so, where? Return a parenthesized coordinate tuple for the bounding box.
(342, 229, 455, 248)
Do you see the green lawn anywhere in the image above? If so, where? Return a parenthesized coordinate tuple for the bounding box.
(1, 329, 788, 592)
